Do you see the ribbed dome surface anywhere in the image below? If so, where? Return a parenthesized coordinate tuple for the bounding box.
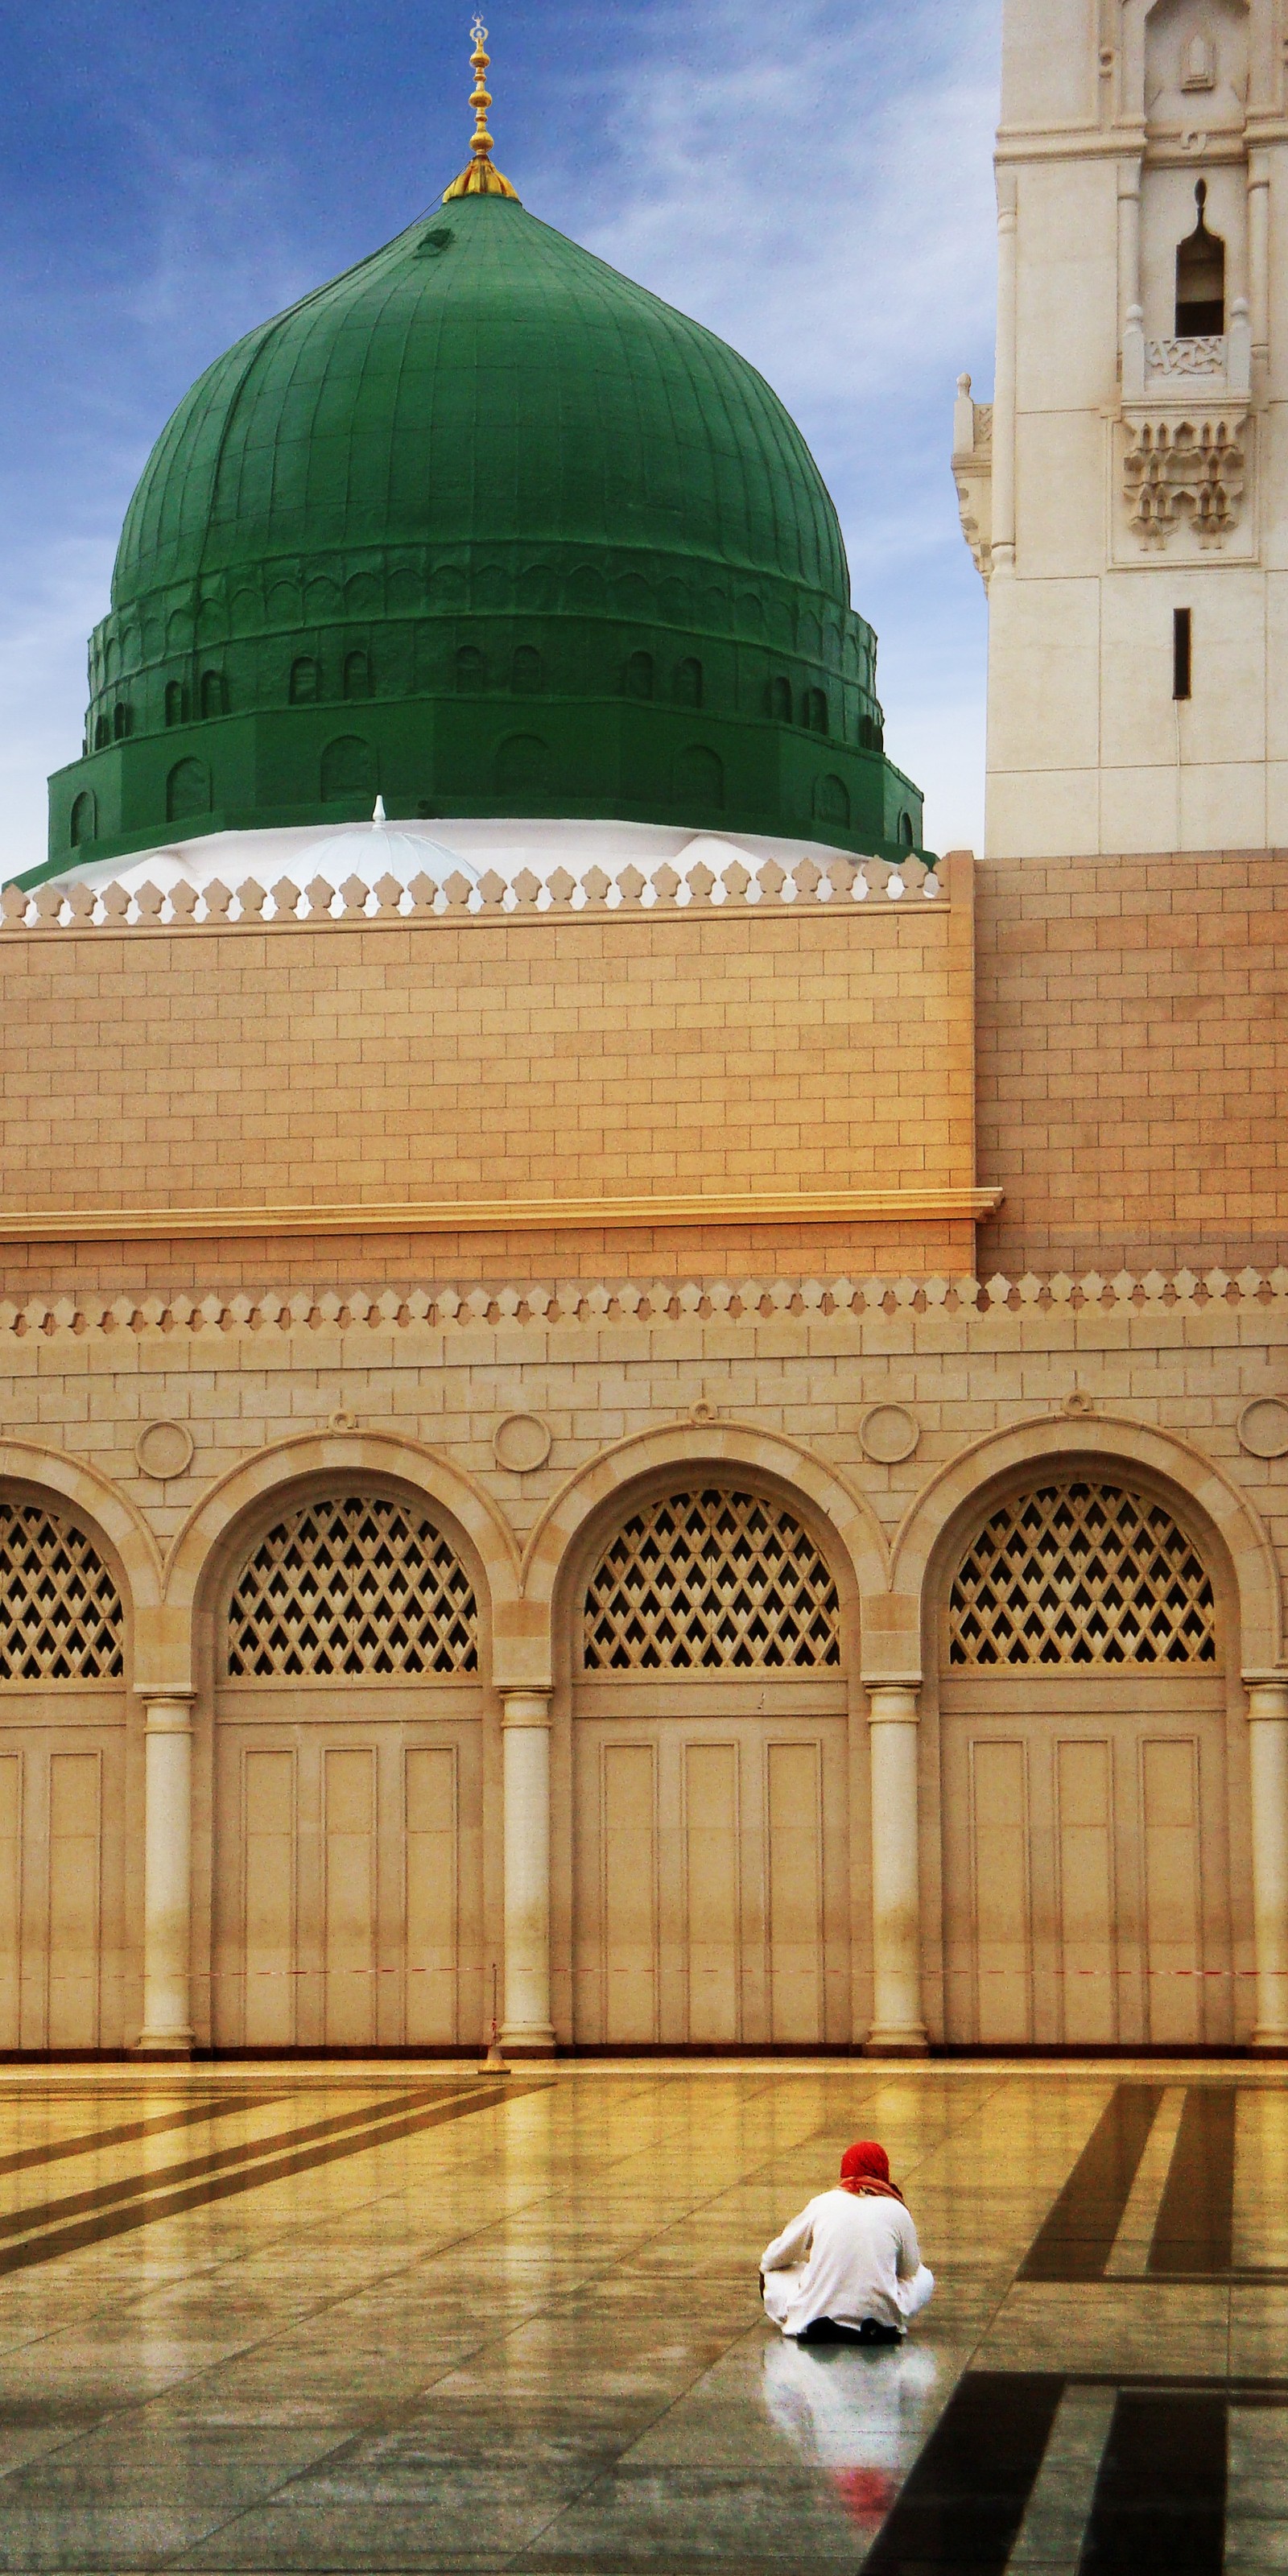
(114, 195, 849, 609)
(45, 190, 924, 879)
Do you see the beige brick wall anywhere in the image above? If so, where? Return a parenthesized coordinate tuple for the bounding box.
(0, 862, 978, 1296)
(976, 850, 1288, 1274)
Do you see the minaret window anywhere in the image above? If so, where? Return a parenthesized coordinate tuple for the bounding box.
(511, 645, 543, 694)
(200, 671, 227, 718)
(674, 657, 704, 709)
(164, 682, 188, 728)
(289, 657, 320, 705)
(623, 650, 654, 700)
(767, 676, 792, 721)
(456, 645, 485, 692)
(1175, 182, 1225, 335)
(343, 650, 370, 701)
(1174, 609, 1193, 702)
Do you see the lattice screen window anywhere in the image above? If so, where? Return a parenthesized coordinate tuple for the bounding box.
(948, 1481, 1216, 1666)
(0, 1505, 124, 1681)
(584, 1489, 840, 1670)
(228, 1496, 477, 1677)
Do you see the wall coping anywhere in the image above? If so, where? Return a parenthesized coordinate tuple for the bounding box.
(0, 849, 943, 934)
(0, 1266, 1285, 1340)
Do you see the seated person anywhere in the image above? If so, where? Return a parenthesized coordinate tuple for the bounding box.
(760, 2140, 934, 2347)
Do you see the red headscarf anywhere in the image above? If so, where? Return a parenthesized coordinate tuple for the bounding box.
(839, 2140, 905, 2202)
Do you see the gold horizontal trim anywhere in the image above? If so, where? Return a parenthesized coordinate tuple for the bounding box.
(0, 1188, 1003, 1245)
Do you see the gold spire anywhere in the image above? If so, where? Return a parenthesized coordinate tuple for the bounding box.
(443, 16, 519, 200)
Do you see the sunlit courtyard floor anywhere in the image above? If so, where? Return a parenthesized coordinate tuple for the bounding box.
(0, 2059, 1277, 2570)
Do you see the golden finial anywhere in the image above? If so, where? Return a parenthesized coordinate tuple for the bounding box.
(444, 15, 519, 200)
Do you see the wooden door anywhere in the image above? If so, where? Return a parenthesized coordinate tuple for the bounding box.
(942, 1693, 1229, 2046)
(214, 1695, 483, 2049)
(572, 1704, 845, 2046)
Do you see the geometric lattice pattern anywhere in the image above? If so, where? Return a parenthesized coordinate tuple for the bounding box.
(584, 1488, 840, 1670)
(948, 1481, 1217, 1666)
(0, 1504, 124, 1681)
(227, 1496, 477, 1677)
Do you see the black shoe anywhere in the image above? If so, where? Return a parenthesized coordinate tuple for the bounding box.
(796, 2316, 900, 2347)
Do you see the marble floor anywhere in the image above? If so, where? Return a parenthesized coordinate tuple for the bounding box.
(0, 2062, 1277, 2569)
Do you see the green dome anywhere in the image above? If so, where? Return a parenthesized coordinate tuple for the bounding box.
(46, 191, 923, 875)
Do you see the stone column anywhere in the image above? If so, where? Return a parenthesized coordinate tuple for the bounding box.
(991, 171, 1019, 575)
(501, 1690, 555, 2055)
(865, 1681, 928, 2054)
(1249, 151, 1271, 389)
(1118, 159, 1145, 397)
(135, 1690, 196, 2056)
(1246, 1677, 1288, 2046)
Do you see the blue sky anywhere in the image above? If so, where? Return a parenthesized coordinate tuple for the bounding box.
(0, 0, 1001, 873)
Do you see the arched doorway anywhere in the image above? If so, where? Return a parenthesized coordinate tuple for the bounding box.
(212, 1488, 487, 2050)
(0, 1494, 130, 2050)
(938, 1473, 1233, 2046)
(571, 1483, 852, 2046)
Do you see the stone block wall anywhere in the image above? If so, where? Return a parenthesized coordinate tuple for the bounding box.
(976, 850, 1288, 1274)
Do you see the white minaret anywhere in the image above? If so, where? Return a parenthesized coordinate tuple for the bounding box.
(956, 0, 1288, 858)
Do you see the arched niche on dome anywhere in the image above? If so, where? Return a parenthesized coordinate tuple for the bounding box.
(167, 758, 211, 823)
(320, 735, 377, 803)
(494, 733, 551, 796)
(675, 744, 723, 809)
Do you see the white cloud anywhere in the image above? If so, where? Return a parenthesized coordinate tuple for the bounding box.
(538, 0, 1001, 851)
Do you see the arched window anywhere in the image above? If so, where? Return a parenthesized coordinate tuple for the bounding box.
(767, 676, 792, 722)
(112, 703, 131, 742)
(494, 733, 551, 795)
(813, 774, 850, 828)
(898, 811, 915, 848)
(343, 650, 370, 702)
(0, 1503, 123, 1680)
(456, 645, 485, 691)
(1176, 180, 1225, 334)
(289, 657, 320, 705)
(948, 1480, 1217, 1667)
(200, 671, 227, 719)
(320, 736, 377, 803)
(584, 1488, 840, 1670)
(167, 758, 211, 822)
(623, 650, 654, 701)
(227, 1496, 477, 1677)
(675, 744, 724, 808)
(164, 682, 188, 728)
(93, 715, 110, 751)
(674, 657, 704, 709)
(803, 687, 828, 734)
(69, 791, 97, 850)
(511, 645, 543, 695)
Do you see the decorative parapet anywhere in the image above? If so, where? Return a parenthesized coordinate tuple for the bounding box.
(0, 848, 940, 932)
(1119, 299, 1252, 551)
(2, 1267, 1286, 1340)
(952, 373, 993, 587)
(1122, 408, 1248, 548)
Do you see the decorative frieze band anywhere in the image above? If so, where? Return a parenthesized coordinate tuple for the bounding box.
(0, 850, 940, 933)
(0, 1266, 1284, 1340)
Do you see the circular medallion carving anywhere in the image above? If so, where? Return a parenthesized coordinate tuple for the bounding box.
(1063, 1389, 1096, 1418)
(134, 1419, 195, 1481)
(493, 1413, 552, 1473)
(859, 1403, 920, 1466)
(1237, 1397, 1288, 1461)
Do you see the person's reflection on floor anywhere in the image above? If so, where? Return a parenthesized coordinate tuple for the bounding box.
(761, 2334, 939, 2533)
(759, 2140, 935, 2345)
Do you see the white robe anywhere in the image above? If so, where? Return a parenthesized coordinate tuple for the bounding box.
(760, 2186, 935, 2338)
